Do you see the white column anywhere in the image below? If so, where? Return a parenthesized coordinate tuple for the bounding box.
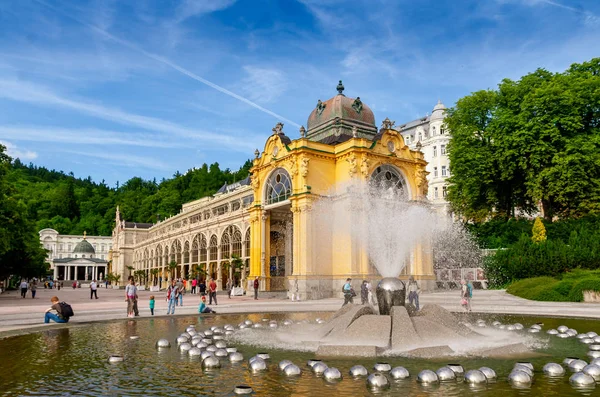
(67, 266, 71, 280)
(53, 266, 58, 280)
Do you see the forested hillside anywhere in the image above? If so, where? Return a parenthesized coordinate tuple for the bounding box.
(7, 158, 253, 236)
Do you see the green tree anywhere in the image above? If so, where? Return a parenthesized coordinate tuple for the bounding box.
(168, 260, 178, 281)
(532, 217, 547, 243)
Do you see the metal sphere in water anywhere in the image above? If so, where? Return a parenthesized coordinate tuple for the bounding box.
(587, 351, 600, 359)
(435, 367, 456, 382)
(224, 324, 235, 331)
(206, 345, 217, 352)
(547, 329, 559, 335)
(215, 349, 228, 357)
(582, 338, 595, 345)
(226, 347, 237, 353)
(225, 330, 234, 336)
(513, 365, 533, 377)
(204, 330, 214, 336)
(465, 370, 487, 385)
(312, 362, 329, 375)
(593, 358, 600, 366)
(279, 360, 294, 371)
(594, 336, 600, 343)
(108, 355, 124, 363)
(530, 324, 542, 330)
(323, 367, 343, 381)
(570, 372, 596, 387)
(417, 370, 439, 384)
(567, 329, 578, 337)
(187, 330, 197, 337)
(256, 353, 270, 360)
(200, 351, 214, 361)
(202, 356, 221, 369)
(233, 385, 253, 395)
(366, 373, 390, 389)
(214, 340, 227, 349)
(283, 364, 302, 376)
(543, 363, 565, 376)
(201, 338, 213, 345)
(590, 345, 600, 351)
(373, 363, 392, 372)
(238, 324, 248, 329)
(156, 339, 171, 348)
(376, 277, 406, 315)
(577, 333, 589, 339)
(558, 325, 569, 333)
(176, 336, 190, 344)
(195, 342, 208, 350)
(569, 359, 588, 372)
(582, 364, 600, 381)
(447, 364, 464, 377)
(492, 321, 501, 327)
(249, 357, 267, 372)
(191, 337, 203, 345)
(178, 343, 192, 352)
(269, 323, 278, 329)
(564, 357, 580, 366)
(188, 347, 203, 357)
(253, 323, 263, 329)
(517, 362, 534, 370)
(508, 370, 532, 386)
(528, 328, 540, 333)
(514, 323, 524, 330)
(479, 367, 497, 381)
(588, 332, 598, 338)
(213, 335, 225, 341)
(389, 366, 410, 380)
(507, 325, 516, 331)
(229, 352, 244, 363)
(349, 365, 369, 377)
(557, 333, 570, 339)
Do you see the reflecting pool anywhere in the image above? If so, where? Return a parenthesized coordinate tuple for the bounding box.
(1, 313, 599, 396)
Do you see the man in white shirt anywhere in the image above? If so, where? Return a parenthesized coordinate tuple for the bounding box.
(90, 280, 98, 299)
(20, 280, 28, 298)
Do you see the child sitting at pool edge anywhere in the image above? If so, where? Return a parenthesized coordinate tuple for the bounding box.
(198, 295, 216, 314)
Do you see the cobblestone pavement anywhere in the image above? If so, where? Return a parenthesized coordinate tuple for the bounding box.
(1, 286, 600, 335)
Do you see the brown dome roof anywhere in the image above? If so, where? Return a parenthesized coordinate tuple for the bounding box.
(306, 81, 376, 132)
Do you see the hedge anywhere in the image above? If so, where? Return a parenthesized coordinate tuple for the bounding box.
(506, 271, 600, 302)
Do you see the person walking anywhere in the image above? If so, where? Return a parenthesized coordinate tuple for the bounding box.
(149, 295, 155, 316)
(125, 277, 138, 318)
(342, 278, 354, 306)
(460, 280, 471, 312)
(291, 279, 300, 302)
(167, 280, 178, 315)
(90, 279, 98, 299)
(226, 279, 232, 299)
(191, 278, 197, 295)
(253, 276, 259, 300)
(360, 280, 368, 305)
(176, 278, 184, 306)
(208, 278, 218, 305)
(20, 279, 28, 298)
(30, 279, 37, 299)
(407, 276, 420, 311)
(199, 279, 206, 297)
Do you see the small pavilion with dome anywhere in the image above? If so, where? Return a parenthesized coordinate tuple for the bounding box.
(52, 232, 108, 281)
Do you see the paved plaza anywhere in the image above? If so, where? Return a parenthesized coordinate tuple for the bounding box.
(1, 287, 600, 336)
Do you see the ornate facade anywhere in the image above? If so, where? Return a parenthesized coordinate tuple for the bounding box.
(112, 82, 436, 298)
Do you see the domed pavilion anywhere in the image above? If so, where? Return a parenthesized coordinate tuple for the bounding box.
(52, 232, 108, 282)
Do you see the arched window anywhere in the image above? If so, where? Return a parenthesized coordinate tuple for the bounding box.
(244, 229, 251, 258)
(265, 168, 292, 205)
(200, 235, 208, 263)
(209, 235, 218, 261)
(232, 229, 242, 257)
(220, 231, 231, 259)
(370, 164, 408, 199)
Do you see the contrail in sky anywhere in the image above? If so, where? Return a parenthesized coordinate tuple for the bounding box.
(34, 0, 302, 129)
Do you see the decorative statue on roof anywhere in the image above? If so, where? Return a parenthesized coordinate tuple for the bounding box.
(336, 80, 345, 95)
(316, 99, 326, 116)
(352, 97, 363, 114)
(272, 122, 284, 135)
(381, 117, 395, 130)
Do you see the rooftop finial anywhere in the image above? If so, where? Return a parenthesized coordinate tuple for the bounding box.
(83, 231, 87, 240)
(336, 80, 344, 95)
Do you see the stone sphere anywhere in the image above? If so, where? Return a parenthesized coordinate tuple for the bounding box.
(582, 364, 600, 381)
(373, 363, 392, 372)
(435, 367, 456, 382)
(176, 336, 190, 344)
(528, 328, 540, 334)
(587, 351, 600, 359)
(202, 356, 221, 369)
(256, 353, 270, 360)
(279, 360, 294, 371)
(447, 364, 464, 377)
(543, 363, 565, 376)
(590, 345, 600, 351)
(582, 338, 595, 345)
(508, 370, 532, 386)
(188, 347, 203, 357)
(569, 372, 596, 387)
(283, 364, 302, 376)
(564, 357, 580, 365)
(178, 343, 192, 352)
(156, 339, 171, 348)
(226, 347, 237, 353)
(200, 351, 214, 361)
(323, 367, 343, 381)
(233, 385, 253, 395)
(214, 340, 227, 349)
(530, 324, 542, 330)
(229, 352, 244, 363)
(195, 342, 208, 350)
(569, 359, 588, 372)
(557, 333, 570, 339)
(307, 359, 322, 368)
(366, 373, 390, 389)
(479, 367, 497, 381)
(558, 325, 569, 333)
(249, 357, 267, 372)
(417, 370, 439, 384)
(349, 365, 369, 377)
(465, 370, 487, 385)
(390, 366, 410, 380)
(588, 332, 598, 338)
(215, 349, 228, 357)
(206, 345, 217, 353)
(547, 329, 559, 335)
(108, 355, 124, 363)
(312, 362, 329, 374)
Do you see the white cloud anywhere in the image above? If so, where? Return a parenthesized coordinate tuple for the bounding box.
(174, 0, 237, 22)
(0, 140, 38, 160)
(61, 149, 171, 171)
(241, 66, 287, 104)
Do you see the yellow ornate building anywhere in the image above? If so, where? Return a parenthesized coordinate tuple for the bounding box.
(112, 82, 434, 298)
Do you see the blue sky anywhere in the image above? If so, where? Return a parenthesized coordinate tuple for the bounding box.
(0, 0, 598, 186)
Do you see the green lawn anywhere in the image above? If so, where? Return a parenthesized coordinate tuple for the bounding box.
(506, 270, 600, 302)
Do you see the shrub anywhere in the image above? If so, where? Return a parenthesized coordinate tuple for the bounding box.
(552, 280, 575, 297)
(567, 279, 600, 302)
